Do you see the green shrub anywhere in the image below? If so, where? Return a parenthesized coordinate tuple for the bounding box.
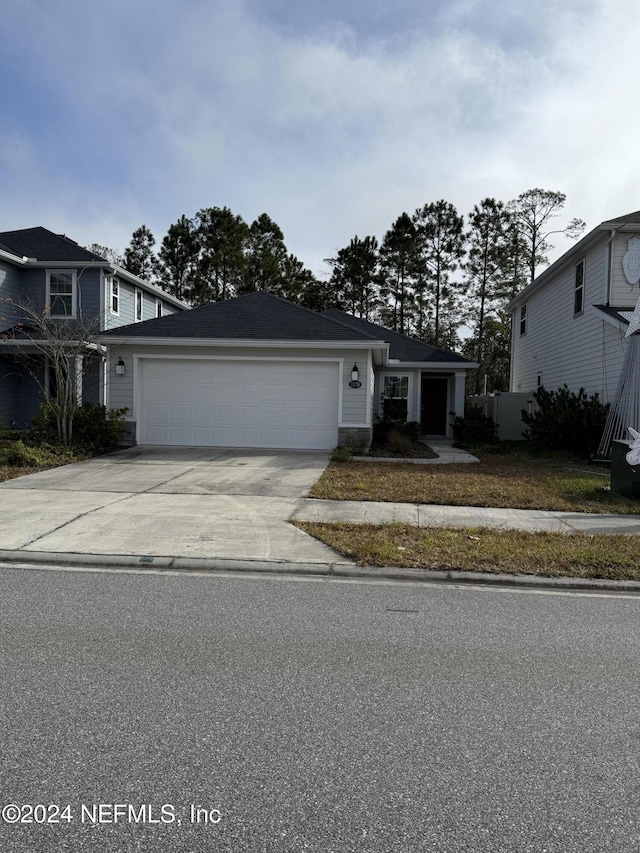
(29, 402, 128, 455)
(331, 445, 352, 463)
(521, 385, 610, 457)
(0, 428, 23, 441)
(4, 441, 73, 468)
(386, 428, 415, 456)
(373, 414, 421, 446)
(71, 403, 129, 454)
(451, 405, 498, 447)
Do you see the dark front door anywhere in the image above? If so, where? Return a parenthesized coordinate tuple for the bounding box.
(421, 376, 448, 435)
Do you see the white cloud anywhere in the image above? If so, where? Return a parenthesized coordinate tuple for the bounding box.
(2, 0, 640, 271)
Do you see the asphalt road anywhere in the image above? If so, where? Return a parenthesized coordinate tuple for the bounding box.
(2, 566, 640, 852)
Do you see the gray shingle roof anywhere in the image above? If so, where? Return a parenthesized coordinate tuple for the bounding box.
(322, 310, 470, 363)
(0, 227, 107, 263)
(601, 211, 640, 226)
(103, 291, 385, 342)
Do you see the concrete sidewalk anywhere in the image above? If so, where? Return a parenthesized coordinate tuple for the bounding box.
(292, 498, 640, 535)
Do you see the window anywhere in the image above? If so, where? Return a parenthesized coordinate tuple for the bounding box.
(383, 375, 409, 399)
(135, 289, 143, 322)
(574, 259, 585, 315)
(47, 270, 76, 317)
(156, 299, 163, 318)
(519, 302, 527, 335)
(382, 375, 409, 421)
(108, 277, 119, 315)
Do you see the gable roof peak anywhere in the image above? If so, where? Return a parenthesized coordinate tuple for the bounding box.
(0, 226, 108, 263)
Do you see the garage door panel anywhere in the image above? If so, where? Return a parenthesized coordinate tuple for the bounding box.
(169, 382, 191, 402)
(215, 405, 239, 423)
(139, 359, 340, 449)
(218, 386, 239, 403)
(264, 408, 287, 425)
(193, 406, 214, 425)
(169, 404, 191, 424)
(193, 383, 216, 402)
(239, 385, 264, 404)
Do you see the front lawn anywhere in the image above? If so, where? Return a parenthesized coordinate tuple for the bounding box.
(0, 441, 80, 483)
(295, 522, 640, 580)
(309, 449, 639, 514)
(0, 464, 28, 483)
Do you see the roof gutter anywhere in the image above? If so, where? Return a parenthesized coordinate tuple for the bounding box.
(0, 249, 28, 266)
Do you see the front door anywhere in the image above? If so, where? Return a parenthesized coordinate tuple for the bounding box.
(421, 376, 448, 435)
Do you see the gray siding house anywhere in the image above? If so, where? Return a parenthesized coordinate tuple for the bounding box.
(1, 227, 476, 450)
(102, 292, 476, 450)
(0, 227, 187, 428)
(508, 211, 640, 402)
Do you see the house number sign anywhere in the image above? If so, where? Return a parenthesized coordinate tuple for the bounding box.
(349, 380, 362, 389)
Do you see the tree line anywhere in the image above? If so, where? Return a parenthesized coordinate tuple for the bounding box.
(92, 189, 585, 393)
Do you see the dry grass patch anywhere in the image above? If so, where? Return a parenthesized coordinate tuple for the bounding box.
(295, 521, 640, 580)
(0, 465, 27, 483)
(310, 455, 639, 514)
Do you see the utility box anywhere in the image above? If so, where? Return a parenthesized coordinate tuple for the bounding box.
(611, 440, 640, 499)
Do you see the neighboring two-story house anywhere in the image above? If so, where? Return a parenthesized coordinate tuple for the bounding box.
(0, 227, 187, 428)
(508, 211, 640, 400)
(507, 211, 640, 454)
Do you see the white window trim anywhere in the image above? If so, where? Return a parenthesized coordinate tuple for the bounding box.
(382, 374, 410, 400)
(519, 302, 527, 336)
(378, 371, 413, 421)
(574, 259, 585, 316)
(46, 269, 77, 318)
(109, 276, 120, 316)
(135, 288, 143, 322)
(156, 298, 163, 318)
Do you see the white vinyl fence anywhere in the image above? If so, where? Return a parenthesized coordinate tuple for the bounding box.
(468, 392, 538, 441)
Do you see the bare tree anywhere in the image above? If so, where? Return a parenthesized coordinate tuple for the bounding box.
(0, 298, 104, 445)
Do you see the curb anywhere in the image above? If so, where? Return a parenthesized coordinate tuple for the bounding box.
(1, 549, 640, 593)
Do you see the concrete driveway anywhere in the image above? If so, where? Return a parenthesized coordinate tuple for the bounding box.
(0, 447, 346, 564)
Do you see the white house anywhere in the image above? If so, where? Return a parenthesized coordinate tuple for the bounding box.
(507, 211, 640, 401)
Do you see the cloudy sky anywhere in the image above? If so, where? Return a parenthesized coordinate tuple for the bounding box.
(2, 0, 639, 278)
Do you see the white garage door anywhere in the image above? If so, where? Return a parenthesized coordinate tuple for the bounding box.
(138, 359, 340, 449)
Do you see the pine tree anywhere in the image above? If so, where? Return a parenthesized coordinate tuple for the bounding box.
(507, 188, 585, 285)
(241, 213, 287, 295)
(413, 200, 465, 346)
(464, 198, 511, 394)
(194, 207, 249, 304)
(379, 213, 418, 334)
(326, 235, 380, 319)
(123, 225, 159, 280)
(158, 215, 199, 303)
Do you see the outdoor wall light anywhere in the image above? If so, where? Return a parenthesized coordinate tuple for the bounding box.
(115, 357, 126, 376)
(351, 363, 359, 382)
